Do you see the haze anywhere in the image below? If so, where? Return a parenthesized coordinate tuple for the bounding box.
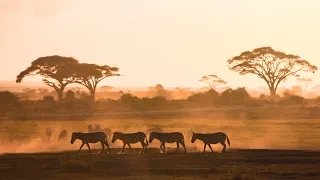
(1, 0, 320, 89)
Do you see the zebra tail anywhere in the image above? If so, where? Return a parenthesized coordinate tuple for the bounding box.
(226, 135, 230, 146)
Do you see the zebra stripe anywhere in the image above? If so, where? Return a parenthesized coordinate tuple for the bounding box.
(58, 130, 68, 141)
(70, 132, 111, 154)
(112, 132, 148, 154)
(149, 132, 186, 153)
(191, 132, 230, 153)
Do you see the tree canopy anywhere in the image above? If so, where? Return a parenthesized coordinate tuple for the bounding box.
(71, 63, 120, 100)
(16, 55, 78, 100)
(199, 74, 227, 90)
(227, 47, 317, 97)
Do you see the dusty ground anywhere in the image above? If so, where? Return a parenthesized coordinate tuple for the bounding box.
(1, 148, 320, 180)
(1, 118, 320, 179)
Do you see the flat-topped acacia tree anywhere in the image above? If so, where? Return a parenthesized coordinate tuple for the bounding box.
(71, 63, 120, 101)
(227, 47, 317, 98)
(16, 55, 78, 101)
(199, 74, 227, 91)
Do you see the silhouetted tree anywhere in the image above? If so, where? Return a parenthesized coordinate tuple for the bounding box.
(41, 96, 55, 112)
(0, 91, 20, 113)
(154, 84, 172, 99)
(21, 88, 37, 100)
(297, 77, 313, 96)
(220, 87, 251, 105)
(199, 74, 227, 90)
(16, 55, 78, 100)
(64, 90, 76, 101)
(0, 91, 20, 105)
(71, 63, 120, 101)
(187, 89, 219, 106)
(227, 47, 317, 97)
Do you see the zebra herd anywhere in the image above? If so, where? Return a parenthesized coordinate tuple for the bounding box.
(70, 130, 231, 155)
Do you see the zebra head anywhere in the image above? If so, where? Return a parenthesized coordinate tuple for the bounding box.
(149, 132, 158, 143)
(112, 132, 122, 143)
(191, 132, 198, 143)
(71, 132, 80, 144)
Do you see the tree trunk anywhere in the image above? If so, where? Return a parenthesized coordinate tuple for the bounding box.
(269, 88, 277, 99)
(57, 90, 64, 101)
(56, 86, 66, 101)
(89, 88, 96, 101)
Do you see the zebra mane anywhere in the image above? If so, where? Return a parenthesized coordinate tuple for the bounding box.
(73, 132, 83, 135)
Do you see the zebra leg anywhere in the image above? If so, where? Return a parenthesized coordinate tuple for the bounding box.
(77, 143, 85, 154)
(121, 143, 126, 154)
(159, 144, 164, 153)
(175, 142, 180, 152)
(128, 144, 133, 153)
(105, 142, 111, 154)
(181, 142, 187, 154)
(208, 144, 214, 153)
(202, 144, 207, 153)
(140, 142, 145, 154)
(100, 141, 105, 154)
(220, 142, 227, 153)
(86, 143, 91, 154)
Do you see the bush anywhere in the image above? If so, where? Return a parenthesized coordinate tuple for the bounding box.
(279, 95, 305, 105)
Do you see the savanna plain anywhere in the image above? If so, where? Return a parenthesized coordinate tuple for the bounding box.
(1, 117, 320, 180)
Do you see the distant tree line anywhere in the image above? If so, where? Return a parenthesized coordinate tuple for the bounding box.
(2, 85, 320, 120)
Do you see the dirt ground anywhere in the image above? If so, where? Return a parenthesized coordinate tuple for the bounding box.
(1, 148, 320, 180)
(1, 118, 320, 179)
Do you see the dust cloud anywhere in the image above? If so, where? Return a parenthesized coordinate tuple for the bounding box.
(1, 118, 320, 155)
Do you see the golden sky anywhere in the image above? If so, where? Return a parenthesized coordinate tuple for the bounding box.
(0, 0, 320, 89)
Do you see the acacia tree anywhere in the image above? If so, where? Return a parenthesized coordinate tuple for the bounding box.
(199, 74, 227, 90)
(72, 63, 120, 100)
(16, 55, 78, 100)
(297, 77, 313, 96)
(227, 47, 317, 97)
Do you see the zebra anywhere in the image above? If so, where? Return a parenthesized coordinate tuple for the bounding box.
(111, 132, 148, 154)
(95, 124, 112, 141)
(149, 132, 186, 154)
(191, 132, 230, 153)
(70, 132, 111, 154)
(58, 130, 68, 141)
(45, 128, 54, 141)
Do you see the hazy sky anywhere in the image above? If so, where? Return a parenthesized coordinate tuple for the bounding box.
(1, 0, 320, 89)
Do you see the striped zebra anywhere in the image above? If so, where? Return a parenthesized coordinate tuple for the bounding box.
(149, 132, 186, 153)
(111, 132, 148, 154)
(95, 124, 112, 141)
(58, 130, 68, 141)
(70, 132, 111, 154)
(191, 132, 230, 153)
